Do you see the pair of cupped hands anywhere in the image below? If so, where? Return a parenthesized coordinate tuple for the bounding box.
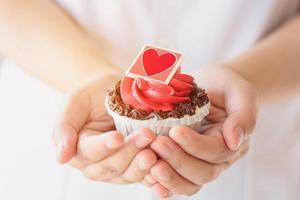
(53, 66, 258, 198)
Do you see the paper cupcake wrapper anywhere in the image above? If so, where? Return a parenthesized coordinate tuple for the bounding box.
(105, 100, 210, 136)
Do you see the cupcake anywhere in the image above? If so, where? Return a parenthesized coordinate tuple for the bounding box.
(105, 45, 210, 136)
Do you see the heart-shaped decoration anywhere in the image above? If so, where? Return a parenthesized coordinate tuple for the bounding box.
(126, 45, 182, 84)
(142, 48, 176, 76)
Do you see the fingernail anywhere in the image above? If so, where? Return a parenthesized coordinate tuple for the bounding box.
(154, 140, 175, 158)
(106, 139, 122, 149)
(135, 135, 152, 148)
(153, 168, 172, 182)
(178, 131, 191, 146)
(56, 140, 64, 158)
(161, 191, 172, 199)
(145, 174, 157, 184)
(234, 127, 244, 149)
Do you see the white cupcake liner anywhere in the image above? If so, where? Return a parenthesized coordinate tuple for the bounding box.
(105, 99, 210, 136)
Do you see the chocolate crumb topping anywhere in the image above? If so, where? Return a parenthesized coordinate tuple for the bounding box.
(107, 81, 209, 120)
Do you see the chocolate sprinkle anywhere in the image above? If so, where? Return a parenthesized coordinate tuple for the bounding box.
(107, 81, 209, 120)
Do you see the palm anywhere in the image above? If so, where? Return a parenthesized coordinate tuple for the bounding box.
(199, 102, 228, 146)
(53, 75, 121, 163)
(71, 76, 119, 134)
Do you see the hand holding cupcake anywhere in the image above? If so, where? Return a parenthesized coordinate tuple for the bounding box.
(52, 45, 257, 198)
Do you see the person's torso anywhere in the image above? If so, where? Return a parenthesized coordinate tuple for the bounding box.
(57, 0, 299, 72)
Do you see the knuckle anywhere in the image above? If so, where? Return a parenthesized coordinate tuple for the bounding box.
(172, 125, 185, 131)
(197, 165, 220, 184)
(248, 114, 257, 132)
(170, 125, 187, 137)
(186, 186, 201, 196)
(159, 190, 171, 199)
(110, 178, 132, 185)
(244, 144, 250, 154)
(168, 179, 180, 193)
(207, 166, 220, 182)
(84, 172, 98, 181)
(135, 128, 155, 139)
(173, 157, 185, 172)
(141, 149, 157, 166)
(138, 127, 152, 134)
(83, 169, 100, 181)
(130, 175, 144, 182)
(185, 140, 201, 156)
(99, 165, 122, 178)
(123, 167, 145, 182)
(85, 165, 123, 181)
(68, 157, 87, 169)
(238, 143, 250, 158)
(211, 148, 233, 164)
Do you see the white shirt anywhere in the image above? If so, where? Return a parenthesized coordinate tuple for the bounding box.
(0, 1, 300, 200)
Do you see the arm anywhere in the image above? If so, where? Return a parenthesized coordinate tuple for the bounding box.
(0, 0, 121, 91)
(1, 0, 155, 186)
(224, 15, 300, 103)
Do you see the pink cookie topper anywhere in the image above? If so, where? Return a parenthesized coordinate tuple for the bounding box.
(126, 45, 183, 84)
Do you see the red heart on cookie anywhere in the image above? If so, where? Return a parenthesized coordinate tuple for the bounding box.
(142, 48, 176, 76)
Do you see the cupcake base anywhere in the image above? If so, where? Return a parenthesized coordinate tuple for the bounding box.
(105, 100, 210, 136)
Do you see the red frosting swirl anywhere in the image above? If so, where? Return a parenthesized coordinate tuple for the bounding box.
(120, 72, 194, 111)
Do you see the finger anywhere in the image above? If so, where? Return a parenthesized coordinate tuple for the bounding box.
(53, 124, 78, 164)
(141, 175, 158, 188)
(151, 136, 226, 185)
(141, 176, 154, 187)
(223, 78, 258, 150)
(122, 148, 157, 182)
(83, 128, 155, 181)
(53, 93, 90, 163)
(106, 177, 131, 185)
(141, 180, 152, 187)
(227, 138, 250, 165)
(143, 174, 158, 187)
(151, 160, 200, 196)
(169, 126, 239, 164)
(76, 130, 124, 163)
(223, 111, 256, 150)
(152, 183, 172, 198)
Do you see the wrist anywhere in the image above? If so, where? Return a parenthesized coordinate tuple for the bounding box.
(67, 65, 123, 92)
(58, 48, 124, 92)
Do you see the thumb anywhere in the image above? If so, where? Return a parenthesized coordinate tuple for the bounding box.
(53, 94, 89, 164)
(223, 111, 256, 151)
(222, 77, 258, 151)
(53, 124, 78, 164)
